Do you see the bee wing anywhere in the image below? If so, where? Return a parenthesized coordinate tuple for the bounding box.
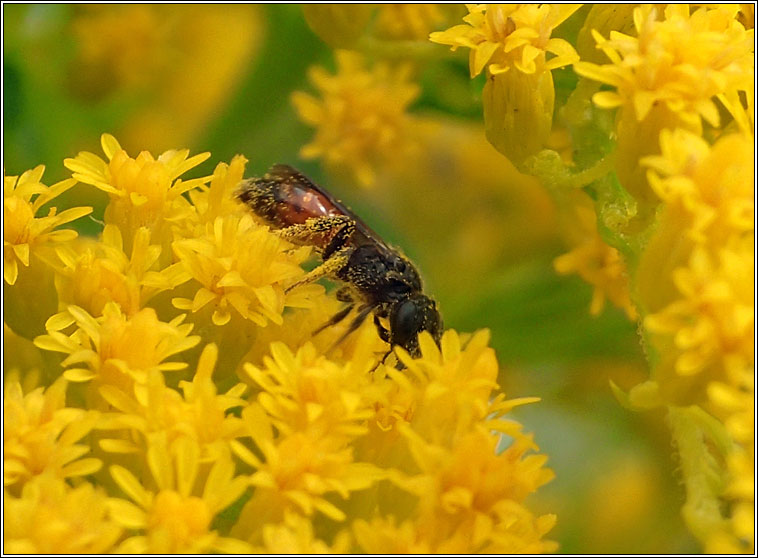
(266, 165, 393, 253)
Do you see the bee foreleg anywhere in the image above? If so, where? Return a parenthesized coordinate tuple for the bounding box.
(327, 303, 376, 352)
(373, 314, 390, 343)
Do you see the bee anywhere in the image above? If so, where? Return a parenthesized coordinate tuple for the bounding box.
(236, 164, 442, 364)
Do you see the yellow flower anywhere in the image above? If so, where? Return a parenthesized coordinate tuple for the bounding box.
(576, 5, 753, 128)
(63, 133, 210, 253)
(430, 4, 580, 165)
(172, 213, 320, 327)
(254, 512, 352, 553)
(98, 343, 247, 458)
(4, 475, 122, 554)
(243, 339, 376, 441)
(4, 166, 91, 286)
(108, 435, 250, 553)
(381, 426, 556, 553)
(554, 201, 637, 320)
(4, 376, 101, 489)
(430, 4, 580, 78)
(53, 224, 190, 317)
(231, 336, 386, 532)
(292, 50, 420, 187)
(642, 129, 754, 246)
(33, 302, 200, 396)
(645, 241, 754, 380)
(354, 331, 556, 553)
(187, 154, 249, 225)
(7, 134, 556, 553)
(574, 5, 754, 206)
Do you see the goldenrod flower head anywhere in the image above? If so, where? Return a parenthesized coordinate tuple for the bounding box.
(232, 335, 386, 527)
(4, 377, 101, 488)
(108, 436, 250, 553)
(430, 4, 580, 78)
(172, 214, 320, 327)
(575, 5, 754, 129)
(187, 154, 248, 225)
(292, 50, 420, 187)
(4, 166, 91, 285)
(4, 475, 122, 554)
(431, 5, 580, 166)
(243, 340, 375, 440)
(642, 129, 754, 245)
(99, 344, 247, 458)
(53, 224, 189, 317)
(63, 133, 211, 249)
(384, 426, 556, 553)
(34, 302, 200, 394)
(554, 203, 637, 320)
(645, 241, 754, 380)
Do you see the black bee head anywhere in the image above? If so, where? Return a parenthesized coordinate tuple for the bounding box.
(389, 293, 443, 358)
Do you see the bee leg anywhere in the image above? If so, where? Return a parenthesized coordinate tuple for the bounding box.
(369, 348, 396, 373)
(313, 304, 354, 336)
(284, 247, 352, 293)
(335, 286, 354, 302)
(274, 215, 355, 254)
(327, 303, 376, 352)
(373, 314, 390, 343)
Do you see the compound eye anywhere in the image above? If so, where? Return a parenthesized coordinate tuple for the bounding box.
(390, 298, 423, 347)
(387, 278, 411, 296)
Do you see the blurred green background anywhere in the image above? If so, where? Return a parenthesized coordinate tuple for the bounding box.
(3, 4, 698, 553)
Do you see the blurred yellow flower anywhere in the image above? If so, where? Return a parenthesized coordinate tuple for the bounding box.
(554, 201, 637, 320)
(108, 436, 250, 553)
(4, 376, 100, 489)
(375, 4, 448, 40)
(645, 241, 753, 381)
(642, 130, 754, 246)
(4, 475, 122, 554)
(254, 512, 352, 553)
(292, 50, 420, 187)
(4, 166, 91, 286)
(67, 5, 264, 151)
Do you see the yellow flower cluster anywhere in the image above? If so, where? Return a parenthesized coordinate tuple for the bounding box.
(292, 50, 421, 188)
(425, 3, 753, 553)
(4, 134, 555, 553)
